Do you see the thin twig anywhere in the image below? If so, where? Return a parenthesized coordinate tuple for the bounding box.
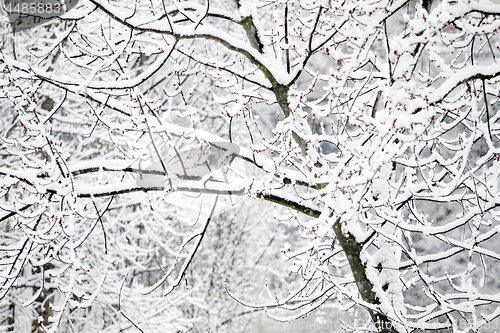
(138, 96, 174, 190)
(482, 79, 493, 142)
(284, 2, 290, 74)
(383, 20, 394, 85)
(91, 196, 115, 255)
(118, 273, 145, 332)
(194, 0, 210, 29)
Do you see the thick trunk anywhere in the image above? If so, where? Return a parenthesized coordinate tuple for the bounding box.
(332, 218, 397, 333)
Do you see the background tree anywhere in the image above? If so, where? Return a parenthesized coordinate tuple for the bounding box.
(1, 0, 500, 332)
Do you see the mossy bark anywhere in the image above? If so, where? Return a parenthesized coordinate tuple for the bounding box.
(240, 16, 264, 53)
(332, 218, 397, 333)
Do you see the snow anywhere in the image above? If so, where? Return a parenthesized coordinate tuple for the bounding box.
(427, 63, 500, 105)
(3, 0, 500, 331)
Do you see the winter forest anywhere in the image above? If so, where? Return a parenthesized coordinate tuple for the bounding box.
(1, 0, 500, 332)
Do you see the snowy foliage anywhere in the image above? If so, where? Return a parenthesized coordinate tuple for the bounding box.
(1, 0, 500, 332)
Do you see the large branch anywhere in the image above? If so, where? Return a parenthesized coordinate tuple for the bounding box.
(74, 181, 322, 218)
(87, 0, 293, 116)
(332, 219, 398, 333)
(88, 0, 287, 83)
(427, 63, 500, 106)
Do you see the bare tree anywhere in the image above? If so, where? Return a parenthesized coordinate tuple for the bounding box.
(1, 0, 500, 332)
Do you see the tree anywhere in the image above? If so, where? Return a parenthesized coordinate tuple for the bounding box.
(1, 0, 500, 331)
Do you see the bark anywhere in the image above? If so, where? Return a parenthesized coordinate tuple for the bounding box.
(332, 218, 397, 333)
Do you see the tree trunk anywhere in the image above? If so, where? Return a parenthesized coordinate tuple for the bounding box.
(332, 218, 397, 333)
